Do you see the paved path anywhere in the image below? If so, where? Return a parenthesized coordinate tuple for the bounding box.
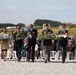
(0, 59, 76, 75)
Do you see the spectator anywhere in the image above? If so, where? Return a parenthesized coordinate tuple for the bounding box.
(24, 38, 30, 62)
(67, 40, 75, 60)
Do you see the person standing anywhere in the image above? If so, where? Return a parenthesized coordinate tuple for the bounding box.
(24, 38, 30, 61)
(58, 24, 68, 63)
(72, 36, 76, 51)
(42, 24, 53, 63)
(13, 25, 23, 62)
(0, 28, 9, 61)
(27, 24, 38, 62)
(67, 40, 75, 60)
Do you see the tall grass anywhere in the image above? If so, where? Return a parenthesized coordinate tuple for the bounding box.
(37, 27, 76, 36)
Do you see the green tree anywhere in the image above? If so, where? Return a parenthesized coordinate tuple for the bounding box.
(0, 23, 16, 28)
(69, 24, 76, 28)
(16, 23, 25, 27)
(34, 19, 62, 27)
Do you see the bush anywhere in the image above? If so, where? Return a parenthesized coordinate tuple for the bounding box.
(69, 24, 76, 28)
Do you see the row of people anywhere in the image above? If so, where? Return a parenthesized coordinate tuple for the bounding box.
(1, 38, 76, 61)
(0, 23, 76, 63)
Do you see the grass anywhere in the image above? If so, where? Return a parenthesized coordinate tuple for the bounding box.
(37, 27, 76, 37)
(0, 26, 76, 37)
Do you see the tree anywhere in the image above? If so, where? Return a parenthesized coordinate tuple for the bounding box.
(16, 23, 25, 27)
(0, 23, 16, 28)
(34, 19, 62, 27)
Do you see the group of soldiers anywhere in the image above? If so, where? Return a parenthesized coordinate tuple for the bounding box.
(13, 23, 69, 63)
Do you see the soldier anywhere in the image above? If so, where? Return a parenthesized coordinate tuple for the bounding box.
(58, 24, 68, 63)
(13, 25, 23, 62)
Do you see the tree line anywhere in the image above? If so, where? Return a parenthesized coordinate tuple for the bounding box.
(0, 19, 76, 28)
(34, 19, 62, 27)
(0, 23, 25, 28)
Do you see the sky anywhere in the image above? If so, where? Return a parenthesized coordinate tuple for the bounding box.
(0, 0, 76, 25)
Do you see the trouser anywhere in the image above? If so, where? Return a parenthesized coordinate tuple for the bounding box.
(61, 46, 67, 63)
(15, 45, 21, 61)
(21, 50, 26, 57)
(44, 46, 51, 61)
(29, 45, 35, 61)
(68, 52, 74, 60)
(27, 49, 30, 61)
(36, 48, 41, 59)
(38, 48, 41, 57)
(1, 49, 7, 60)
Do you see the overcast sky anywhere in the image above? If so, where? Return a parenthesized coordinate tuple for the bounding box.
(0, 0, 76, 25)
